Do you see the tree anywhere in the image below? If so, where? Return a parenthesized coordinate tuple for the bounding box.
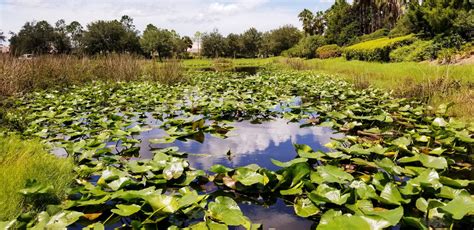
(52, 19, 72, 54)
(66, 21, 83, 50)
(82, 18, 141, 55)
(140, 24, 176, 60)
(298, 9, 325, 36)
(9, 20, 56, 55)
(201, 30, 227, 58)
(241, 27, 262, 58)
(193, 31, 202, 57)
(298, 9, 315, 36)
(324, 0, 360, 46)
(262, 25, 302, 56)
(225, 33, 243, 58)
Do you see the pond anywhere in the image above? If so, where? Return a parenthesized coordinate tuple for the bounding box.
(133, 118, 342, 228)
(139, 118, 343, 171)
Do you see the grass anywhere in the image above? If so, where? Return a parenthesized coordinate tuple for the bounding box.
(301, 57, 474, 121)
(0, 54, 188, 97)
(0, 135, 74, 221)
(182, 58, 277, 69)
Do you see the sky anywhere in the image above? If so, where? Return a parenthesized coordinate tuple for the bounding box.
(0, 0, 336, 41)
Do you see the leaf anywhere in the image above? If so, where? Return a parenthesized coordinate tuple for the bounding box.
(294, 197, 320, 217)
(209, 164, 233, 174)
(271, 158, 308, 168)
(402, 217, 428, 230)
(233, 167, 268, 186)
(163, 162, 185, 180)
(111, 204, 141, 216)
(311, 165, 354, 184)
(317, 213, 372, 230)
(309, 184, 350, 205)
(19, 179, 54, 195)
(294, 144, 325, 159)
(207, 196, 250, 227)
(145, 194, 179, 213)
(418, 154, 447, 169)
(379, 183, 410, 205)
(363, 206, 403, 227)
(440, 195, 474, 220)
(439, 176, 472, 188)
(432, 117, 447, 127)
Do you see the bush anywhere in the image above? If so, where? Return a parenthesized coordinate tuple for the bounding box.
(316, 45, 342, 59)
(354, 29, 390, 44)
(0, 135, 74, 220)
(282, 35, 325, 59)
(389, 40, 435, 62)
(343, 35, 416, 62)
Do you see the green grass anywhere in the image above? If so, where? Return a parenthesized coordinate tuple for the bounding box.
(301, 57, 474, 121)
(0, 135, 74, 221)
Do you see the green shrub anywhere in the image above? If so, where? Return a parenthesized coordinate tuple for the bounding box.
(343, 34, 416, 62)
(354, 29, 390, 44)
(316, 45, 342, 59)
(0, 135, 74, 221)
(389, 40, 435, 62)
(283, 35, 325, 59)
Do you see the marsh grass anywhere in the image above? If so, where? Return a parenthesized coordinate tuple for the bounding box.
(142, 59, 187, 85)
(0, 135, 74, 220)
(0, 55, 189, 96)
(305, 57, 474, 121)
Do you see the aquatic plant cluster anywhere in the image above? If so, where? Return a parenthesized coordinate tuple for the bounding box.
(1, 71, 473, 229)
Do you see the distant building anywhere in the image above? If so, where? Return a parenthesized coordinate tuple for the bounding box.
(0, 44, 9, 54)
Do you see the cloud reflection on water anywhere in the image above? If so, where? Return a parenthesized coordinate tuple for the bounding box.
(140, 118, 343, 170)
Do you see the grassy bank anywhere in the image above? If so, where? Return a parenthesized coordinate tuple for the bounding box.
(280, 57, 473, 121)
(0, 136, 74, 220)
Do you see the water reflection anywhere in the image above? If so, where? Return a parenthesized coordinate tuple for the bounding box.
(140, 118, 343, 171)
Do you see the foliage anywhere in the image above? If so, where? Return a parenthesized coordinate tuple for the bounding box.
(323, 0, 360, 46)
(240, 28, 263, 58)
(2, 70, 473, 228)
(9, 20, 73, 55)
(389, 40, 435, 62)
(0, 135, 74, 221)
(201, 30, 227, 58)
(81, 17, 141, 55)
(260, 25, 302, 57)
(316, 45, 342, 59)
(354, 28, 389, 44)
(140, 24, 191, 60)
(395, 0, 472, 39)
(283, 35, 326, 59)
(344, 35, 416, 62)
(298, 9, 325, 36)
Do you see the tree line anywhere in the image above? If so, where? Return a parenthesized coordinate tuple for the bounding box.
(4, 0, 472, 59)
(298, 0, 472, 46)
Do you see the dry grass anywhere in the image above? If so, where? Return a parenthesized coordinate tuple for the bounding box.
(0, 55, 187, 97)
(279, 58, 309, 70)
(142, 59, 187, 85)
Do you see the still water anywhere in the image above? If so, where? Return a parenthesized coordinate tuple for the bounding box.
(135, 118, 342, 229)
(139, 118, 343, 171)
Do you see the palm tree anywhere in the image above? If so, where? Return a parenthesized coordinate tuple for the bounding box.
(298, 9, 315, 35)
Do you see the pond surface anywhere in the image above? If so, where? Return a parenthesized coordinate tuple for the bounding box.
(139, 118, 343, 171)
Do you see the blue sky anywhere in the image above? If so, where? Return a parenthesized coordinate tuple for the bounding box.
(0, 0, 336, 40)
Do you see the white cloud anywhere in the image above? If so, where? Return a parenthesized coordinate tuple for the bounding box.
(0, 0, 335, 40)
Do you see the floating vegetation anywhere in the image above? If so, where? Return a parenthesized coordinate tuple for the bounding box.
(1, 71, 472, 229)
